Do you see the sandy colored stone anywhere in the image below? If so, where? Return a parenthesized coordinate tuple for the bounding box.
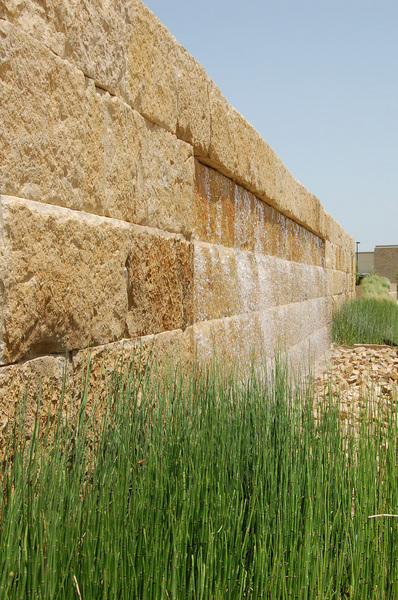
(273, 298, 329, 348)
(314, 343, 398, 430)
(0, 1, 129, 97)
(0, 0, 68, 58)
(126, 0, 178, 133)
(140, 122, 195, 235)
(193, 162, 325, 266)
(325, 269, 346, 297)
(193, 161, 236, 247)
(207, 81, 237, 178)
(101, 95, 195, 234)
(176, 46, 210, 157)
(0, 23, 193, 233)
(125, 226, 193, 338)
(193, 242, 239, 322)
(0, 355, 73, 449)
(0, 196, 131, 364)
(232, 109, 272, 197)
(102, 93, 147, 223)
(0, 21, 105, 213)
(72, 328, 193, 405)
(64, 0, 128, 97)
(192, 313, 262, 371)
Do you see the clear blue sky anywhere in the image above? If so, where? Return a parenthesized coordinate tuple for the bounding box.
(144, 0, 397, 252)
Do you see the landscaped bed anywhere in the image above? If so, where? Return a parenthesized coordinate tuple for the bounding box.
(1, 350, 398, 599)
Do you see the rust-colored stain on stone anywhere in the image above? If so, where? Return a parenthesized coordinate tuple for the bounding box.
(194, 161, 325, 268)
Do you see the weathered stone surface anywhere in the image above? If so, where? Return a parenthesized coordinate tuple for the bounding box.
(176, 47, 210, 157)
(192, 313, 262, 370)
(194, 242, 239, 321)
(0, 0, 129, 98)
(103, 96, 195, 233)
(0, 23, 194, 234)
(64, 0, 128, 97)
(0, 196, 131, 364)
(0, 21, 105, 213)
(0, 0, 68, 58)
(287, 326, 330, 374)
(0, 0, 355, 392)
(72, 327, 193, 397)
(125, 226, 193, 338)
(126, 0, 178, 133)
(194, 162, 325, 266)
(140, 122, 194, 235)
(194, 242, 327, 322)
(207, 81, 237, 178)
(102, 94, 147, 223)
(0, 355, 73, 447)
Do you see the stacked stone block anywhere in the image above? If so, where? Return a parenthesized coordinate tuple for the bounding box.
(0, 0, 354, 421)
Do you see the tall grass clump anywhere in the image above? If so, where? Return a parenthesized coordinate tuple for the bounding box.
(332, 297, 398, 346)
(1, 355, 398, 598)
(360, 274, 391, 299)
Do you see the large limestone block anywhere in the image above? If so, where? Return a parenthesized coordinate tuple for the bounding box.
(103, 95, 195, 234)
(140, 122, 195, 235)
(176, 47, 211, 157)
(64, 0, 128, 97)
(126, 0, 178, 133)
(193, 162, 325, 265)
(193, 161, 236, 247)
(232, 109, 272, 197)
(125, 226, 193, 338)
(72, 328, 193, 404)
(0, 21, 105, 213)
(0, 196, 131, 364)
(0, 355, 72, 447)
(102, 93, 147, 224)
(0, 1, 129, 97)
(207, 82, 237, 178)
(324, 241, 336, 271)
(0, 0, 68, 58)
(325, 269, 346, 297)
(0, 22, 193, 234)
(192, 313, 262, 370)
(193, 242, 239, 322)
(287, 326, 330, 374)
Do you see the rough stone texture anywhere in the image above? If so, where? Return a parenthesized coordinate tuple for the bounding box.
(192, 313, 261, 370)
(126, 0, 178, 133)
(0, 20, 104, 213)
(192, 310, 329, 373)
(176, 46, 211, 157)
(72, 327, 193, 404)
(0, 0, 355, 405)
(140, 122, 194, 235)
(0, 196, 131, 364)
(194, 162, 325, 266)
(0, 0, 129, 98)
(0, 355, 72, 448)
(0, 23, 194, 234)
(193, 242, 327, 322)
(207, 82, 237, 178)
(125, 226, 193, 338)
(314, 344, 398, 432)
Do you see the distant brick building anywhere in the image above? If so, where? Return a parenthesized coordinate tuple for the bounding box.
(374, 245, 398, 282)
(358, 251, 374, 275)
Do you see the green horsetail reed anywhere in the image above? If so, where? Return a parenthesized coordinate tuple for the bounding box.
(1, 353, 398, 599)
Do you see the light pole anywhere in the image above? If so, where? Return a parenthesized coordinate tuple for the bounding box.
(356, 241, 360, 266)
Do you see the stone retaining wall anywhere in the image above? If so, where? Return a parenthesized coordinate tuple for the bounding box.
(0, 0, 355, 419)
